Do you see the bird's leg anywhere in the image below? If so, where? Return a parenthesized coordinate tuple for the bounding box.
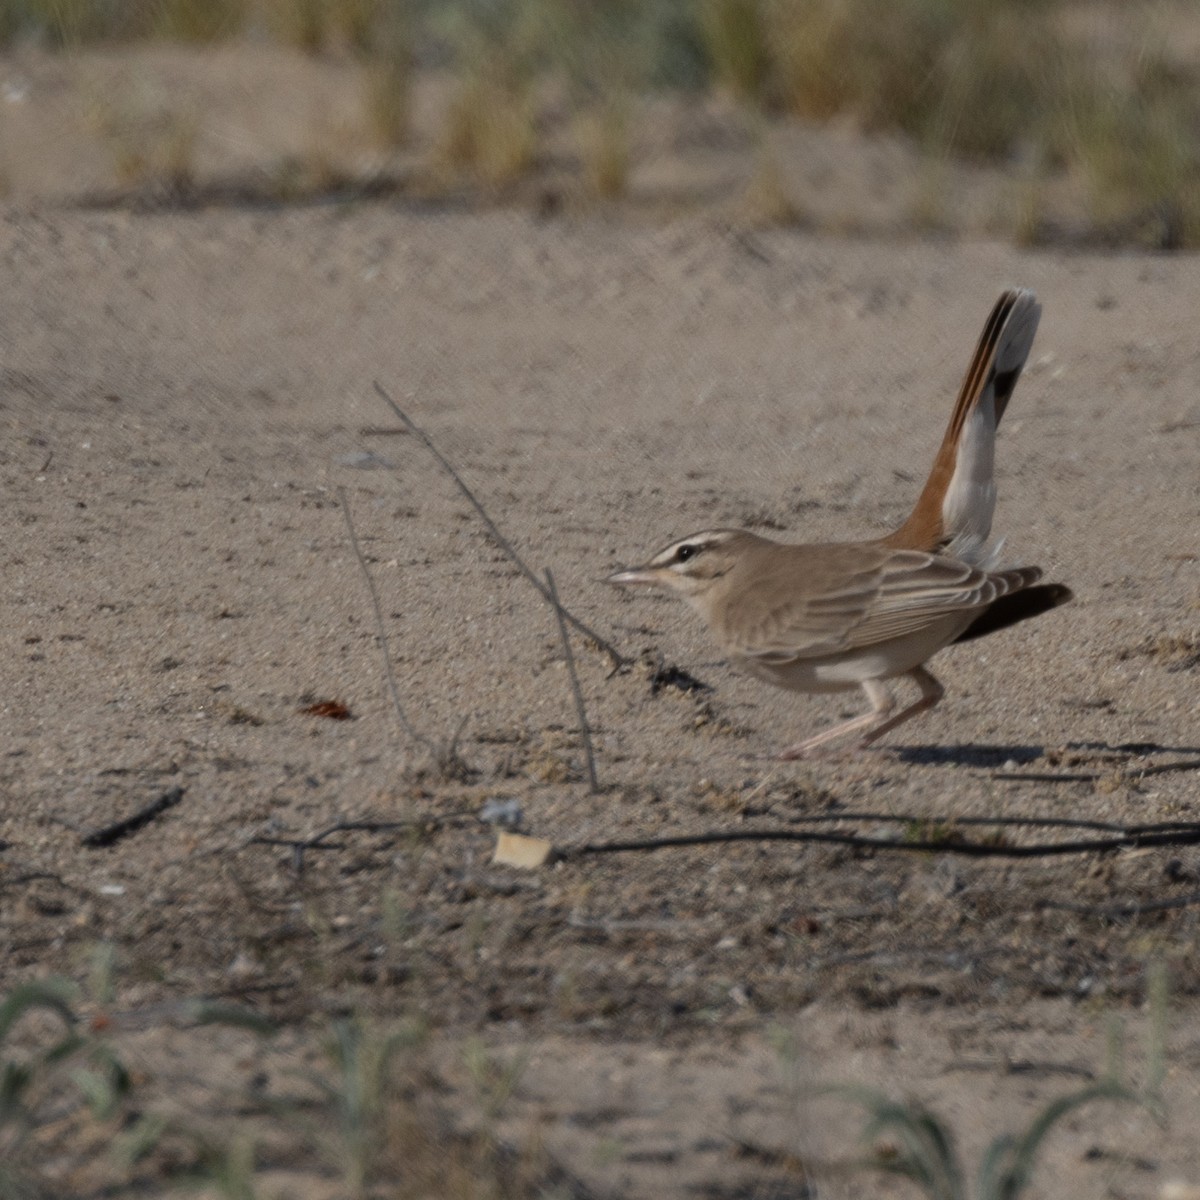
(857, 666, 944, 748)
(778, 669, 946, 759)
(777, 680, 896, 760)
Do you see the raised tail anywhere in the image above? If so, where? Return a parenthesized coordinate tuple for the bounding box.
(887, 288, 1041, 554)
(953, 582, 1073, 644)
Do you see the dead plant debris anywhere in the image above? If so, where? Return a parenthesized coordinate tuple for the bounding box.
(299, 699, 354, 720)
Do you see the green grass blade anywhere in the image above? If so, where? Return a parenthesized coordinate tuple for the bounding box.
(184, 1001, 277, 1038)
(819, 1083, 966, 1200)
(981, 1081, 1139, 1200)
(0, 980, 78, 1043)
(977, 1131, 1020, 1199)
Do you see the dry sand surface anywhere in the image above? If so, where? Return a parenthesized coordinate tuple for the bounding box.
(2, 47, 1200, 1200)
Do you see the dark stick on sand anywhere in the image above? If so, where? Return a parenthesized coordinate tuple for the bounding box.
(81, 787, 186, 848)
(565, 819, 1200, 862)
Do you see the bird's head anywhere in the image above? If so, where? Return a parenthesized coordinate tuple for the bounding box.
(606, 529, 752, 602)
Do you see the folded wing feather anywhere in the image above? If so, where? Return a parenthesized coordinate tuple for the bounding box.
(733, 551, 1041, 663)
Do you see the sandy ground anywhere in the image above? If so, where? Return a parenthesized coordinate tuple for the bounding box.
(2, 42, 1200, 1200)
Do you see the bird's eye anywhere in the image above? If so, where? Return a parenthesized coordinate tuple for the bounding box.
(676, 544, 696, 563)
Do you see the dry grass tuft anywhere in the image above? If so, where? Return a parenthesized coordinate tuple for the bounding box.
(427, 0, 545, 189)
(737, 139, 804, 228)
(437, 64, 538, 190)
(1064, 49, 1200, 248)
(154, 0, 249, 41)
(696, 0, 1200, 245)
(1, 969, 563, 1200)
(521, 727, 578, 785)
(265, 149, 343, 199)
(260, 0, 387, 55)
(576, 100, 630, 199)
(1120, 631, 1200, 673)
(1010, 177, 1050, 247)
(763, 0, 1058, 157)
(6, 0, 1200, 242)
(361, 6, 413, 149)
(700, 0, 770, 103)
(363, 58, 410, 149)
(329, 0, 384, 53)
(84, 78, 199, 195)
(261, 0, 329, 54)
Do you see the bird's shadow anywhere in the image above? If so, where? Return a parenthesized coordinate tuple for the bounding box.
(891, 740, 1200, 769)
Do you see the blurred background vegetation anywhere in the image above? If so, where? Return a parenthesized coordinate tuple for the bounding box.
(0, 0, 1197, 245)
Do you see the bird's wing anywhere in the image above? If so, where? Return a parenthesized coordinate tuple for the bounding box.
(732, 551, 1039, 664)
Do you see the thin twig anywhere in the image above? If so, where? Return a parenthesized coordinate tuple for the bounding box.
(990, 771, 1101, 784)
(564, 822, 1200, 861)
(566, 914, 704, 935)
(248, 811, 476, 872)
(572, 807, 1192, 836)
(372, 380, 627, 669)
(716, 220, 773, 264)
(769, 810, 1163, 834)
(991, 759, 1200, 784)
(1037, 891, 1200, 919)
(546, 568, 599, 793)
(1132, 758, 1200, 779)
(337, 486, 431, 750)
(947, 1059, 1095, 1079)
(245, 806, 1200, 872)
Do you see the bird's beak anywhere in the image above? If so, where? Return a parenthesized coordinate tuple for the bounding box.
(605, 564, 660, 588)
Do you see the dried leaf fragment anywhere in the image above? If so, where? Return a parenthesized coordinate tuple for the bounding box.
(300, 699, 353, 720)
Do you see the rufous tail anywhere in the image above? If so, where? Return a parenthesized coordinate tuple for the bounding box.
(887, 288, 1041, 554)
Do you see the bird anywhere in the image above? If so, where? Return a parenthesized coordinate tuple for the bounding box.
(607, 288, 1072, 758)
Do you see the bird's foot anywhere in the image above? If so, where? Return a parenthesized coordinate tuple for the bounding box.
(776, 743, 850, 763)
(776, 740, 896, 763)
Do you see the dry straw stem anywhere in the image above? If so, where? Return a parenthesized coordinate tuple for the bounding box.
(372, 381, 627, 670)
(337, 485, 431, 752)
(252, 812, 477, 872)
(364, 55, 410, 149)
(544, 568, 599, 793)
(361, 2, 412, 149)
